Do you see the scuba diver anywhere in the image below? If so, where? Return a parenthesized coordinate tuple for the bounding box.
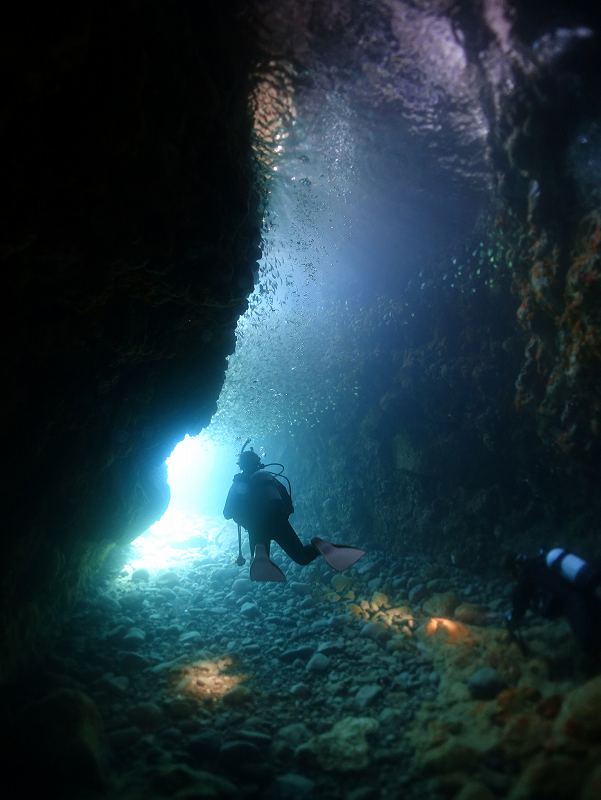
(223, 440, 365, 582)
(504, 547, 601, 657)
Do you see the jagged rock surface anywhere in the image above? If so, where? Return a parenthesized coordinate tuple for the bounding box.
(1, 1, 262, 681)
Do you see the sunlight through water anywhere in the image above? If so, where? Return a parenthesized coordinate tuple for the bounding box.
(127, 433, 239, 572)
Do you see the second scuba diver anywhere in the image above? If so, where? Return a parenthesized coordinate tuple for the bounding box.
(223, 441, 365, 581)
(504, 546, 601, 660)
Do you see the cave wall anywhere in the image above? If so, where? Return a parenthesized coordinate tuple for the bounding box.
(1, 2, 262, 682)
(264, 1, 601, 573)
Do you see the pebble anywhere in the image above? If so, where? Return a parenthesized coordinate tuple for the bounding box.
(219, 739, 262, 762)
(290, 683, 312, 698)
(240, 602, 260, 619)
(281, 646, 314, 663)
(408, 584, 428, 603)
(290, 582, 312, 595)
(187, 731, 222, 760)
(128, 702, 163, 730)
(332, 574, 353, 593)
(179, 630, 203, 644)
(360, 622, 389, 641)
(275, 772, 316, 797)
(467, 667, 508, 700)
(122, 627, 146, 649)
(306, 653, 331, 672)
(355, 684, 383, 708)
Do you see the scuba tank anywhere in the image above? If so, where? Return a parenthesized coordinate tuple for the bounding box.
(545, 548, 598, 590)
(238, 438, 293, 501)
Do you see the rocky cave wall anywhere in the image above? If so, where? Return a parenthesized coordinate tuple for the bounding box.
(264, 1, 601, 572)
(1, 2, 263, 683)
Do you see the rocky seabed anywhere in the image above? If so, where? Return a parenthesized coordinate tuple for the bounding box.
(22, 542, 601, 800)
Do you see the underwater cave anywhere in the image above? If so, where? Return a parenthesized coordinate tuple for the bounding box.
(2, 1, 601, 798)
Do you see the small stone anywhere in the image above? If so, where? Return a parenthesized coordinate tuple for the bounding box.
(281, 646, 314, 663)
(163, 698, 197, 719)
(306, 653, 331, 672)
(360, 622, 389, 641)
(378, 708, 402, 726)
(422, 591, 460, 618)
(128, 702, 163, 731)
(219, 739, 261, 763)
(156, 571, 180, 587)
(467, 667, 507, 700)
(408, 584, 428, 603)
(238, 729, 272, 747)
(240, 601, 260, 619)
(122, 627, 146, 650)
(119, 592, 146, 611)
(290, 683, 311, 698)
(426, 578, 449, 593)
(179, 630, 203, 644)
(331, 574, 353, 593)
(272, 723, 312, 759)
(232, 578, 252, 597)
(276, 772, 315, 797)
(355, 684, 383, 709)
(277, 723, 312, 747)
(317, 640, 342, 655)
(290, 582, 312, 595)
(222, 685, 252, 707)
(370, 591, 390, 609)
(211, 567, 242, 584)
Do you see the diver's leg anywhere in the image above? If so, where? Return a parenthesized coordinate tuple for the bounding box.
(272, 518, 320, 565)
(248, 527, 272, 558)
(565, 591, 601, 656)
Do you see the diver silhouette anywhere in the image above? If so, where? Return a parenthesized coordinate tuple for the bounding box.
(223, 441, 365, 581)
(504, 547, 601, 658)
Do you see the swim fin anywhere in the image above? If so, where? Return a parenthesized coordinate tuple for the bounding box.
(311, 537, 366, 571)
(250, 543, 286, 582)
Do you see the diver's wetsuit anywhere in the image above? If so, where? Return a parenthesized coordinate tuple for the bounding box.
(507, 553, 601, 655)
(223, 469, 319, 566)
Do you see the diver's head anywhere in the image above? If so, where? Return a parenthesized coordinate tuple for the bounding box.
(237, 448, 262, 474)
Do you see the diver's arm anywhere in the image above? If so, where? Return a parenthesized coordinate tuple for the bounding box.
(223, 488, 235, 520)
(223, 478, 241, 520)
